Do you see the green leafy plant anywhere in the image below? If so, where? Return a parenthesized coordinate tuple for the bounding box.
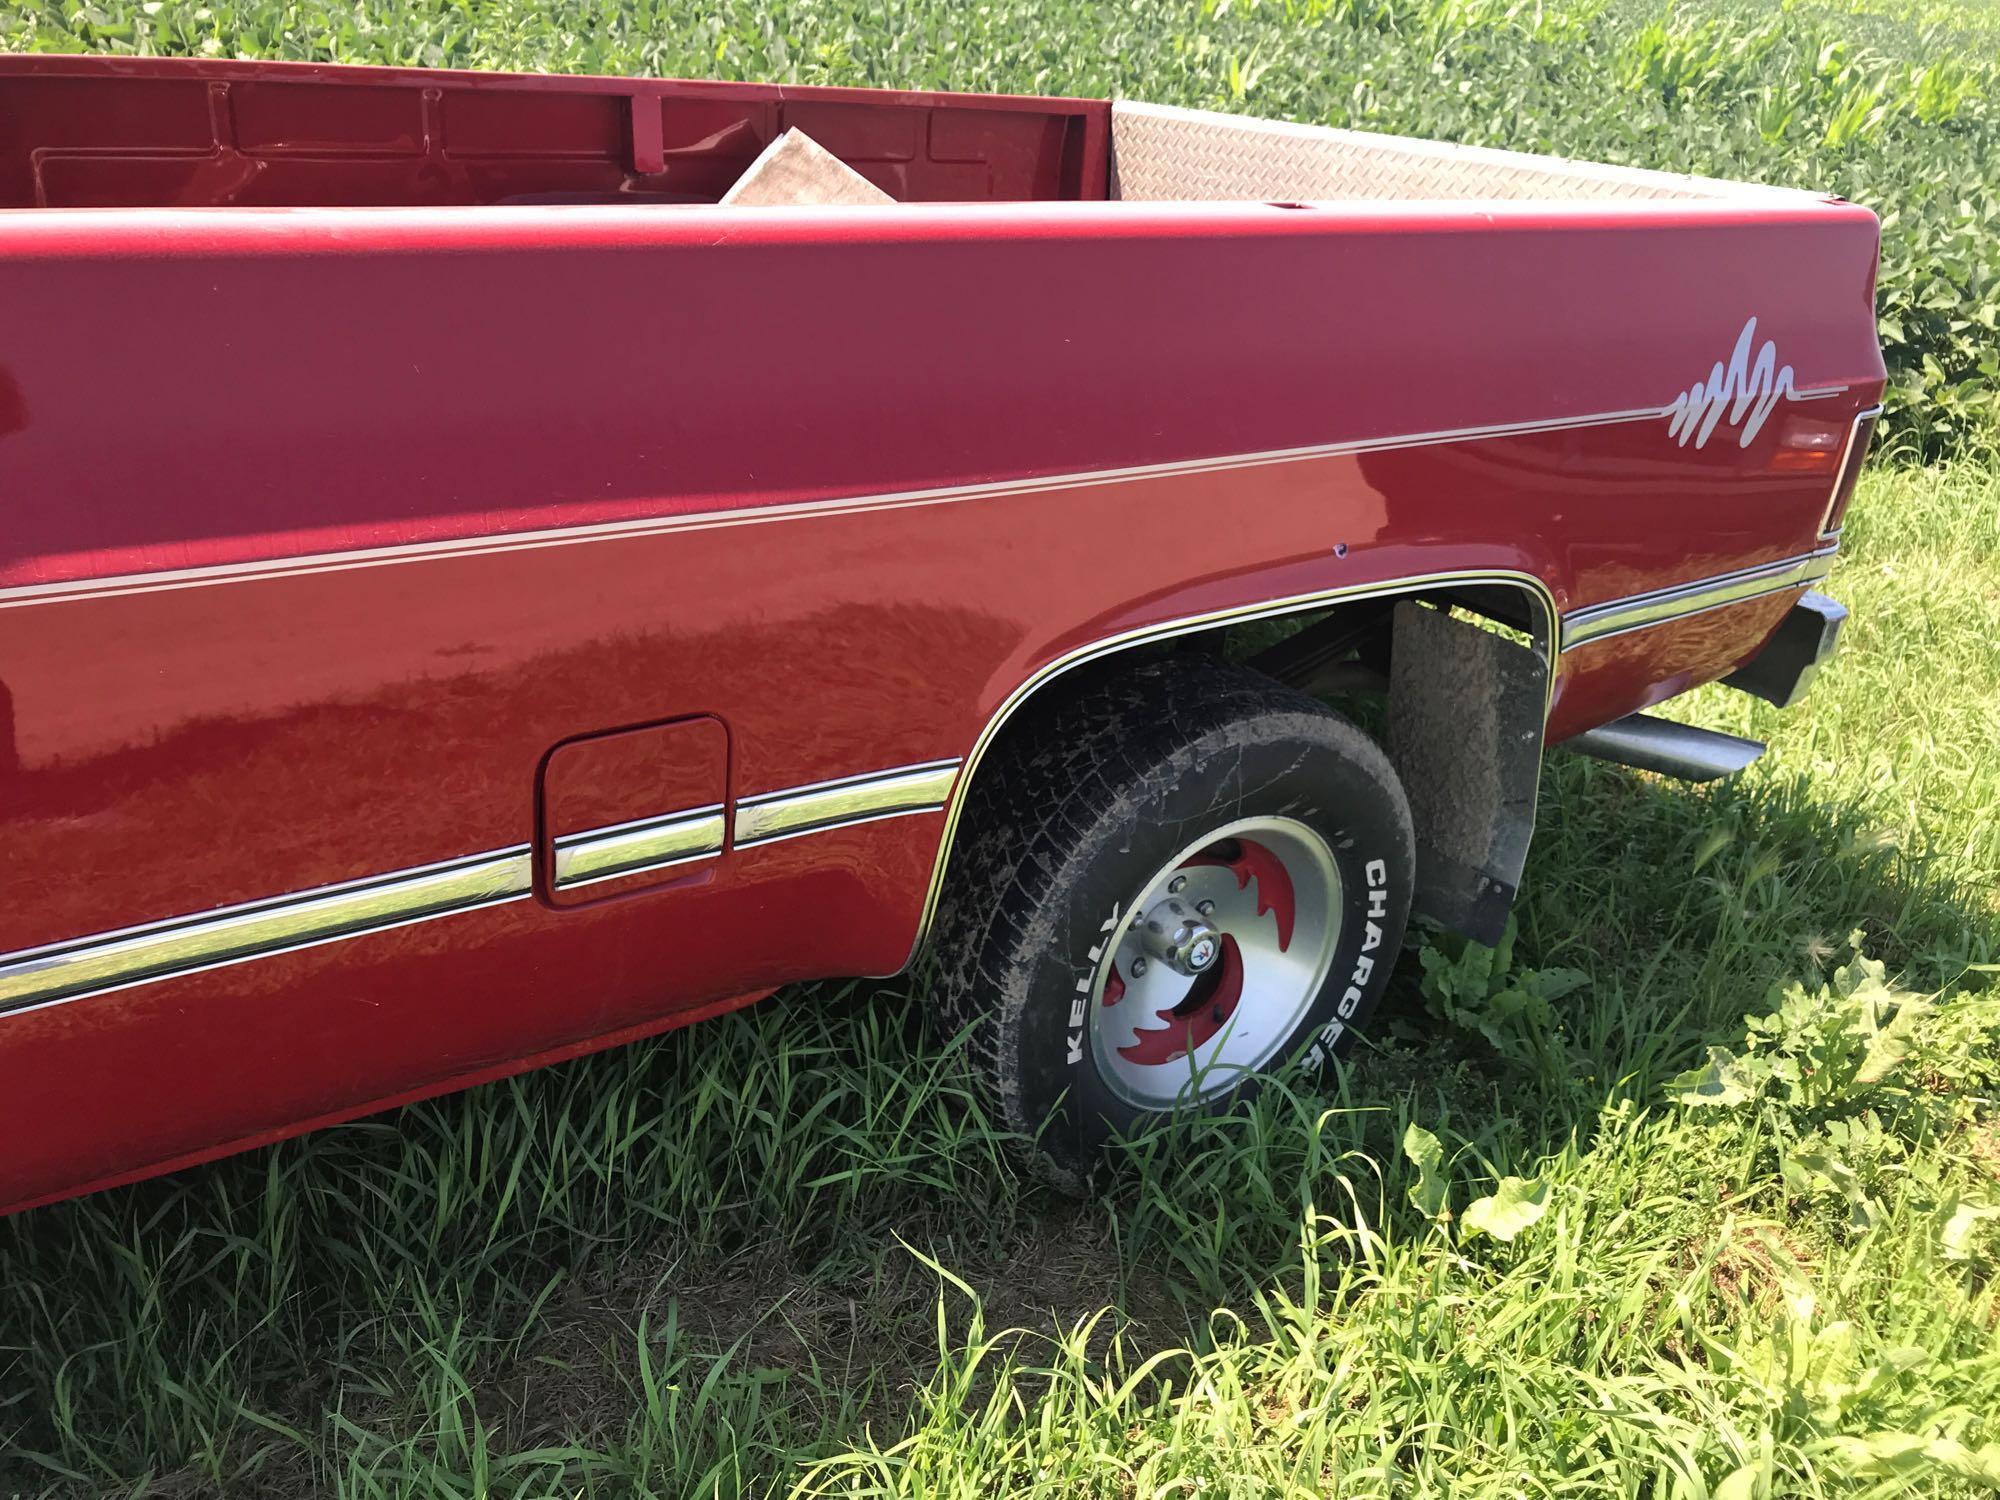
(1401, 1122, 1550, 1241)
(1668, 935, 2000, 1235)
(1417, 916, 1587, 1079)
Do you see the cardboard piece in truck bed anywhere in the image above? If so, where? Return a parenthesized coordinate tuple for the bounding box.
(719, 130, 894, 207)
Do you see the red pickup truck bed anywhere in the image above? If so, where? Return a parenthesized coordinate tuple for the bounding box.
(0, 55, 1884, 1211)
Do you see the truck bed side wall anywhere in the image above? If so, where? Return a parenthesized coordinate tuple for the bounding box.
(0, 56, 1111, 208)
(0, 198, 1884, 1209)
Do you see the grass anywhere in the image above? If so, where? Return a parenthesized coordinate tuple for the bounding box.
(4, 0, 2000, 1494)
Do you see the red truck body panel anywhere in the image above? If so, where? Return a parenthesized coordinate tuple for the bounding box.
(0, 55, 1884, 1213)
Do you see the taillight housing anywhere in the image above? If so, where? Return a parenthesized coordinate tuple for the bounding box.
(1820, 405, 1881, 537)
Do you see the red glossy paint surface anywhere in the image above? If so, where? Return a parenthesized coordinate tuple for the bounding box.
(544, 717, 730, 840)
(0, 816, 930, 1214)
(0, 56, 1884, 1214)
(1, 984, 780, 1216)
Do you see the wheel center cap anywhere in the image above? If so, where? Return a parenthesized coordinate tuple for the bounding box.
(1135, 896, 1223, 977)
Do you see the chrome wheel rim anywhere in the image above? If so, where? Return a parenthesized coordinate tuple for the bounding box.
(1087, 815, 1343, 1110)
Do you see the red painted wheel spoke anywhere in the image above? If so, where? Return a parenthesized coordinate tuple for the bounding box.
(1117, 936, 1244, 1065)
(1180, 839, 1296, 951)
(1090, 818, 1338, 1109)
(1101, 963, 1126, 1008)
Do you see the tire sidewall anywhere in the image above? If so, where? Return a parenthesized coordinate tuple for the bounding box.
(1004, 715, 1414, 1163)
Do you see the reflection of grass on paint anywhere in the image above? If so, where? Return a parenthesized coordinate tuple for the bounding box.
(3, 463, 1995, 1493)
(2, 594, 1015, 951)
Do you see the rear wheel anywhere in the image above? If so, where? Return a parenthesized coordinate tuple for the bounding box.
(930, 655, 1416, 1187)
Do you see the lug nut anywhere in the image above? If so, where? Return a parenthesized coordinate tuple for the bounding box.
(1130, 957, 1148, 977)
(1196, 899, 1216, 916)
(1168, 875, 1187, 894)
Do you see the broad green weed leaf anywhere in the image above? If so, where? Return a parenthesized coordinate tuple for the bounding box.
(1938, 1198, 2000, 1261)
(1527, 968, 1589, 1002)
(1666, 1046, 1760, 1107)
(1402, 1123, 1449, 1222)
(1461, 1176, 1548, 1241)
(1825, 1432, 2000, 1484)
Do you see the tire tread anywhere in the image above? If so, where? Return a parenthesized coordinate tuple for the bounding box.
(930, 656, 1414, 1161)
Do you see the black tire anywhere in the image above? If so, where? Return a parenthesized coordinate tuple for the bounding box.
(929, 654, 1417, 1187)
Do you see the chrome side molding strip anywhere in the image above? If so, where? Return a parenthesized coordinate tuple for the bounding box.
(1, 760, 967, 1015)
(734, 760, 960, 849)
(1559, 546, 1839, 651)
(552, 805, 725, 891)
(0, 847, 533, 1019)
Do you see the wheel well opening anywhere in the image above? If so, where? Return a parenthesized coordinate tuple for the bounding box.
(903, 575, 1556, 970)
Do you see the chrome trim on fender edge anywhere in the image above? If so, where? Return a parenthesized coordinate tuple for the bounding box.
(1558, 547, 1839, 651)
(888, 569, 1562, 976)
(734, 760, 960, 849)
(0, 847, 534, 1019)
(552, 805, 725, 890)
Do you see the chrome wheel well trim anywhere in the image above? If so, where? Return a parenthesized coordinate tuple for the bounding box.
(887, 568, 1560, 976)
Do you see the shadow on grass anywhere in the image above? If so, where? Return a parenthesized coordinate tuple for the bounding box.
(1370, 751, 1996, 1153)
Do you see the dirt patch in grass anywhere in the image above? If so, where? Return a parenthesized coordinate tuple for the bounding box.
(475, 1204, 1192, 1455)
(1705, 1221, 1815, 1314)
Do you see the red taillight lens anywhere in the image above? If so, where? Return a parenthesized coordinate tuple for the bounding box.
(1771, 418, 1845, 473)
(1820, 407, 1881, 536)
